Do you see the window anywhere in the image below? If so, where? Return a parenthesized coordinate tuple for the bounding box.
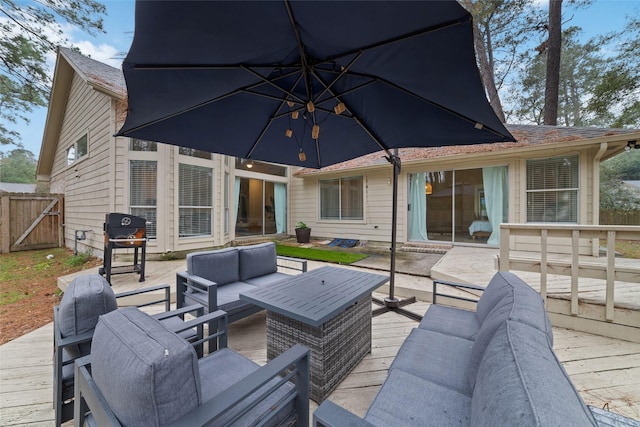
(179, 147, 211, 159)
(130, 139, 157, 151)
(130, 160, 157, 239)
(179, 164, 213, 237)
(67, 134, 88, 165)
(526, 155, 578, 222)
(66, 146, 75, 166)
(320, 177, 363, 220)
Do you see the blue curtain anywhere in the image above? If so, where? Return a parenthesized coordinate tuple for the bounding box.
(482, 166, 508, 245)
(234, 177, 241, 225)
(408, 173, 428, 241)
(274, 183, 286, 234)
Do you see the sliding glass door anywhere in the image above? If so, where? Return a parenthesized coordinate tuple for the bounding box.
(408, 167, 507, 244)
(235, 178, 286, 236)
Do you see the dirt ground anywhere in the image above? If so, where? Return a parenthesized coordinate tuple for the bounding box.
(0, 248, 102, 345)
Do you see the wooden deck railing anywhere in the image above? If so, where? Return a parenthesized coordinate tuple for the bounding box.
(498, 223, 640, 322)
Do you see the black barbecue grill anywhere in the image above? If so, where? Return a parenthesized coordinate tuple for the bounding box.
(99, 213, 146, 283)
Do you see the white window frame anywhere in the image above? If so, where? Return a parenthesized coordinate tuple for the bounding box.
(319, 176, 364, 220)
(178, 163, 213, 238)
(66, 133, 88, 165)
(526, 155, 579, 223)
(129, 160, 158, 239)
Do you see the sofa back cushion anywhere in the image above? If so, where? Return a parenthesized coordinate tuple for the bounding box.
(238, 242, 278, 281)
(187, 247, 239, 285)
(91, 307, 201, 427)
(468, 272, 553, 390)
(476, 272, 515, 323)
(58, 274, 117, 358)
(471, 321, 596, 427)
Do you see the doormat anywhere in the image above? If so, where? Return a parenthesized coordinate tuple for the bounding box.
(327, 238, 359, 248)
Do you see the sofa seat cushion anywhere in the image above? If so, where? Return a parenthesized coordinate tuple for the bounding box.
(199, 348, 295, 426)
(187, 247, 239, 285)
(418, 304, 480, 340)
(389, 328, 474, 396)
(184, 281, 258, 313)
(238, 242, 278, 281)
(365, 369, 471, 427)
(90, 307, 201, 427)
(244, 272, 290, 288)
(58, 274, 117, 358)
(471, 320, 596, 427)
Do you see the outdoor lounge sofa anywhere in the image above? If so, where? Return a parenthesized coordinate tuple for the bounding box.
(53, 274, 205, 426)
(74, 306, 310, 426)
(314, 271, 600, 427)
(176, 242, 307, 324)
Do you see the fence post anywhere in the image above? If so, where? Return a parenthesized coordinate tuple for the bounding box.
(1, 195, 10, 253)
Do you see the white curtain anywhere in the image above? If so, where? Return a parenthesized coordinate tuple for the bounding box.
(274, 183, 286, 234)
(482, 166, 508, 245)
(408, 173, 428, 241)
(234, 177, 241, 225)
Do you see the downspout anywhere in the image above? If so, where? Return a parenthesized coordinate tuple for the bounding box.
(592, 142, 607, 256)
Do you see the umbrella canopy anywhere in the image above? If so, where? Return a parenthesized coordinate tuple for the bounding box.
(116, 0, 515, 168)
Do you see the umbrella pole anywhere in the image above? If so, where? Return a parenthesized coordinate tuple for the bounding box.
(372, 151, 421, 321)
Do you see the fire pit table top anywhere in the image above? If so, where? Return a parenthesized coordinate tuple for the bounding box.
(240, 266, 388, 327)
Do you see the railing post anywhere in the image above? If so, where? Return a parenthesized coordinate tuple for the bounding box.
(570, 230, 580, 315)
(606, 230, 616, 321)
(499, 225, 510, 272)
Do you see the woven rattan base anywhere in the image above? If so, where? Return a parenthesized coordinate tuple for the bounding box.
(266, 296, 372, 403)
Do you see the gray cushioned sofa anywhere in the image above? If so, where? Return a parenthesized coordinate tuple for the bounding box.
(176, 242, 307, 323)
(314, 271, 599, 427)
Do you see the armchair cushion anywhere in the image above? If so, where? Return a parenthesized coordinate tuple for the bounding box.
(418, 305, 479, 340)
(243, 271, 290, 288)
(187, 247, 239, 286)
(90, 307, 201, 427)
(238, 242, 278, 281)
(58, 274, 117, 358)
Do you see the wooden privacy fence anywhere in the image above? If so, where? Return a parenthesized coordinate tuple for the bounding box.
(0, 193, 64, 253)
(600, 210, 640, 226)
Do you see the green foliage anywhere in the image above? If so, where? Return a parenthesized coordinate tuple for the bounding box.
(63, 252, 93, 267)
(1, 0, 106, 147)
(600, 150, 640, 211)
(275, 244, 368, 265)
(0, 148, 37, 182)
(295, 221, 308, 229)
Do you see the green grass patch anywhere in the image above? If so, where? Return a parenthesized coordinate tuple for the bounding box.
(0, 290, 28, 305)
(276, 244, 368, 264)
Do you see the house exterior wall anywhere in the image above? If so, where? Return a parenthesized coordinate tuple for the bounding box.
(291, 142, 601, 253)
(49, 73, 114, 256)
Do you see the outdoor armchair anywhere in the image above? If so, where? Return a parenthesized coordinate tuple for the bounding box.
(53, 274, 205, 427)
(74, 307, 311, 427)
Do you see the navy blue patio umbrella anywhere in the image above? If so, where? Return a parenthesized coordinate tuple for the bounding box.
(116, 0, 515, 319)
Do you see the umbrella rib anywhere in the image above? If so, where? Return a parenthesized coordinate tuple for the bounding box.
(321, 15, 471, 66)
(284, 0, 312, 102)
(312, 52, 363, 102)
(242, 65, 305, 103)
(310, 69, 392, 157)
(345, 69, 510, 139)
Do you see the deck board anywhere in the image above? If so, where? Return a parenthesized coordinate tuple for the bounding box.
(2, 302, 640, 425)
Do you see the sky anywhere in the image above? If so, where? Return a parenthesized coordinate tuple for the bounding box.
(5, 0, 640, 159)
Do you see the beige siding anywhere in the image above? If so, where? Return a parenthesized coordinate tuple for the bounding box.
(49, 74, 113, 256)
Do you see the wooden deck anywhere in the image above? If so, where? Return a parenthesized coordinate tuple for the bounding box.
(1, 294, 639, 425)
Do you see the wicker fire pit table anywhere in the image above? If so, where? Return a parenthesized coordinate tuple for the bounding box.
(240, 265, 388, 402)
